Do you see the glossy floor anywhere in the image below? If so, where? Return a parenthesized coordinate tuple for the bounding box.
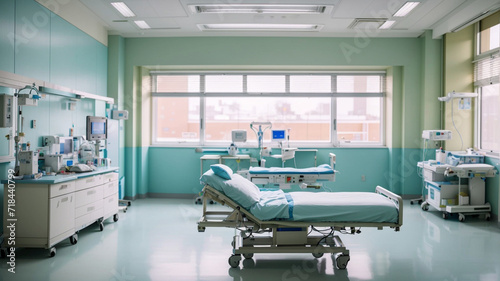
(1, 198, 500, 281)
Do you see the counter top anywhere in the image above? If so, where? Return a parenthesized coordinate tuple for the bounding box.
(2, 167, 119, 185)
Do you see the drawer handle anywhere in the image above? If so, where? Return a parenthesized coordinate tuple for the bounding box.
(87, 206, 95, 212)
(87, 190, 96, 195)
(86, 178, 95, 183)
(61, 197, 69, 203)
(59, 184, 68, 190)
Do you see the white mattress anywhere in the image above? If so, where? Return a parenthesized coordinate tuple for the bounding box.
(250, 189, 399, 223)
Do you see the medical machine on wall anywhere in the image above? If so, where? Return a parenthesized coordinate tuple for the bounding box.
(0, 94, 13, 127)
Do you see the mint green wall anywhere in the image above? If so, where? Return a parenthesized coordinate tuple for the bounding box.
(107, 36, 126, 180)
(0, 1, 15, 72)
(116, 35, 444, 199)
(0, 0, 109, 229)
(0, 0, 107, 96)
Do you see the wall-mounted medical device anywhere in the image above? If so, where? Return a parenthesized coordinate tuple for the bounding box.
(0, 94, 13, 127)
(438, 91, 478, 102)
(422, 130, 452, 141)
(111, 110, 129, 120)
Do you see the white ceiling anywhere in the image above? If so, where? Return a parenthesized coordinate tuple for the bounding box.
(79, 0, 500, 38)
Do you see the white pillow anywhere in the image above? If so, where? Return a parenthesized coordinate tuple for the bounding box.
(199, 171, 260, 209)
(220, 174, 261, 208)
(210, 164, 233, 180)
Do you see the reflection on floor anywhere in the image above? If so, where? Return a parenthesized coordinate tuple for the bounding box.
(1, 198, 500, 281)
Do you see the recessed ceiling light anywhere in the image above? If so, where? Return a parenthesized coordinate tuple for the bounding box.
(134, 20, 150, 29)
(349, 18, 386, 29)
(111, 2, 136, 18)
(190, 4, 330, 14)
(393, 2, 420, 17)
(199, 23, 323, 31)
(379, 20, 396, 29)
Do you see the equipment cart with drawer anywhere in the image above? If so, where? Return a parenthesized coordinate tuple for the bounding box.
(1, 167, 119, 257)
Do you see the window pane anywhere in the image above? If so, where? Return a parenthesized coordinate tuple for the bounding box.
(480, 84, 500, 151)
(205, 75, 243, 92)
(154, 97, 200, 142)
(247, 75, 286, 92)
(155, 75, 200, 92)
(205, 97, 331, 142)
(337, 97, 381, 142)
(337, 75, 382, 93)
(290, 75, 331, 92)
(480, 24, 500, 54)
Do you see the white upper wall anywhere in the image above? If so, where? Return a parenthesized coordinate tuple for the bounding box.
(35, 0, 108, 46)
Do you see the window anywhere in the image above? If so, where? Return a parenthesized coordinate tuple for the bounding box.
(475, 13, 500, 153)
(152, 72, 385, 146)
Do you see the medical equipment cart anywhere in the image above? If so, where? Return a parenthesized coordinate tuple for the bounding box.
(419, 161, 496, 222)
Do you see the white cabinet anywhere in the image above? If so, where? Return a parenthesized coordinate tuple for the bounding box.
(1, 170, 119, 257)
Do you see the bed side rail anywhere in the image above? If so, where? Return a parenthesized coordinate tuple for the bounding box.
(376, 185, 403, 229)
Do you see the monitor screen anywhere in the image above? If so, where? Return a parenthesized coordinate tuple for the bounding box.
(92, 121, 106, 135)
(272, 130, 286, 141)
(86, 116, 108, 141)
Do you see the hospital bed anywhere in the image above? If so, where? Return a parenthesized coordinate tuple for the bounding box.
(248, 153, 337, 188)
(198, 168, 403, 269)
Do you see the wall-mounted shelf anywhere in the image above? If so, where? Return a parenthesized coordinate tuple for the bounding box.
(0, 70, 114, 104)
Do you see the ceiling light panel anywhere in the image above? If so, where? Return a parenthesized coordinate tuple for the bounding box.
(393, 2, 420, 17)
(134, 20, 151, 29)
(198, 24, 323, 31)
(190, 4, 330, 14)
(379, 20, 396, 29)
(111, 2, 136, 17)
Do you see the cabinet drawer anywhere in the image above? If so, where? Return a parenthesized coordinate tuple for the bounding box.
(102, 172, 118, 183)
(75, 186, 103, 208)
(75, 175, 103, 191)
(103, 192, 118, 215)
(75, 199, 103, 219)
(49, 194, 75, 239)
(102, 181, 118, 198)
(49, 181, 75, 198)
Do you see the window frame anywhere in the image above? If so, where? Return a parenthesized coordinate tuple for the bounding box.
(151, 71, 386, 148)
(474, 22, 500, 157)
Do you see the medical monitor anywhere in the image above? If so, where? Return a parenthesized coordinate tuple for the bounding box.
(232, 130, 247, 143)
(271, 130, 286, 142)
(86, 116, 107, 141)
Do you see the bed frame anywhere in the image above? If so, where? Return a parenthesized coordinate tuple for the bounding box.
(198, 185, 403, 269)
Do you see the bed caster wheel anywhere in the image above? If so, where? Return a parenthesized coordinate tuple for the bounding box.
(336, 255, 350, 269)
(243, 253, 254, 259)
(99, 221, 104, 231)
(312, 252, 324, 258)
(228, 254, 241, 268)
(69, 234, 78, 245)
(442, 212, 449, 220)
(421, 202, 429, 211)
(485, 214, 491, 221)
(459, 214, 465, 222)
(113, 214, 119, 222)
(194, 197, 202, 205)
(49, 247, 56, 257)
